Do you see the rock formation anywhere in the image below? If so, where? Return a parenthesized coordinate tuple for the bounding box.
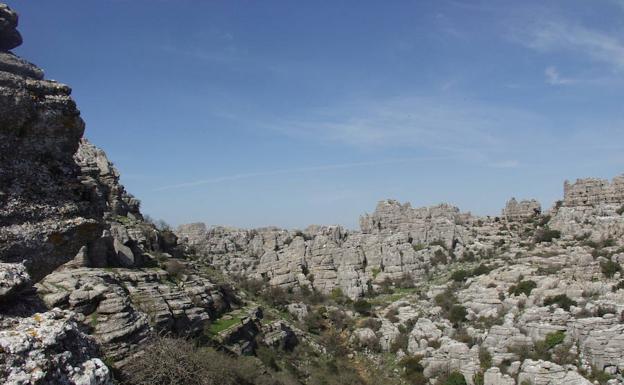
(2, 3, 624, 385)
(502, 198, 541, 221)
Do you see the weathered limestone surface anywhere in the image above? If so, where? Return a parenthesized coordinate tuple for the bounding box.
(36, 266, 232, 362)
(0, 309, 113, 385)
(551, 176, 624, 240)
(563, 176, 624, 207)
(518, 359, 592, 385)
(502, 198, 541, 221)
(177, 201, 471, 299)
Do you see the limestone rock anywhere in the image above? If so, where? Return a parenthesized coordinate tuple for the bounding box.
(0, 308, 113, 385)
(0, 4, 22, 50)
(503, 198, 541, 221)
(0, 262, 30, 300)
(518, 359, 591, 385)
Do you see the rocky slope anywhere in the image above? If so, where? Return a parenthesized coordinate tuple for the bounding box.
(2, 3, 624, 385)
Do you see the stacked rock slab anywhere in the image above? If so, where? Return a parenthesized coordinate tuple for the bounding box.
(563, 176, 624, 207)
(551, 175, 624, 240)
(177, 201, 472, 299)
(0, 5, 104, 281)
(502, 198, 541, 222)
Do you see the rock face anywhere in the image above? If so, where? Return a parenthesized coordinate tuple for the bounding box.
(0, 4, 103, 281)
(0, 309, 113, 385)
(502, 198, 541, 221)
(563, 176, 624, 207)
(177, 201, 471, 299)
(0, 4, 22, 50)
(551, 176, 624, 240)
(36, 266, 233, 363)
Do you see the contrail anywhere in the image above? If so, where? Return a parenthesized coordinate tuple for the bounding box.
(153, 156, 449, 191)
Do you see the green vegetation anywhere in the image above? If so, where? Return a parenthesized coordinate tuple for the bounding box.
(353, 299, 372, 315)
(440, 371, 467, 385)
(449, 305, 468, 325)
(600, 260, 621, 278)
(617, 205, 624, 216)
(208, 316, 243, 334)
(543, 294, 577, 311)
(479, 347, 492, 370)
(543, 331, 565, 349)
(399, 356, 426, 385)
(534, 227, 561, 243)
(612, 280, 624, 292)
(508, 280, 537, 297)
(451, 269, 470, 282)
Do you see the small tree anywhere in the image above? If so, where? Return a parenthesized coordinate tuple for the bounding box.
(449, 305, 467, 325)
(600, 260, 621, 278)
(353, 299, 372, 316)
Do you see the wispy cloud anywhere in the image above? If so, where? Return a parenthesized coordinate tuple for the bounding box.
(544, 66, 572, 85)
(153, 156, 448, 191)
(517, 19, 624, 71)
(270, 96, 549, 158)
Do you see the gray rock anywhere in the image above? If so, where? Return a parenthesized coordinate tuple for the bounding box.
(0, 262, 30, 300)
(0, 4, 22, 50)
(0, 308, 113, 385)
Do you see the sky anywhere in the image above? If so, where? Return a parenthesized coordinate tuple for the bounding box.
(7, 0, 624, 229)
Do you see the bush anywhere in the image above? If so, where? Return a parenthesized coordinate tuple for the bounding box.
(479, 347, 492, 369)
(543, 294, 577, 311)
(124, 336, 266, 385)
(612, 280, 624, 292)
(473, 372, 484, 385)
(600, 260, 621, 278)
(390, 332, 409, 353)
(442, 371, 467, 385)
(353, 299, 372, 315)
(451, 269, 470, 282)
(399, 356, 426, 385)
(544, 331, 566, 349)
(164, 260, 187, 279)
(472, 264, 491, 276)
(508, 280, 537, 297)
(303, 312, 325, 334)
(534, 227, 561, 243)
(449, 305, 467, 325)
(617, 205, 624, 216)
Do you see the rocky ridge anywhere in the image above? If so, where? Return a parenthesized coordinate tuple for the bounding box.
(2, 3, 624, 385)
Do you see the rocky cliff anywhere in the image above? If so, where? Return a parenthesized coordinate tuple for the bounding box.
(2, 3, 624, 385)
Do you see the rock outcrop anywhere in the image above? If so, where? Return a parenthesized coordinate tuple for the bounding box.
(502, 198, 541, 221)
(563, 176, 624, 207)
(0, 309, 113, 385)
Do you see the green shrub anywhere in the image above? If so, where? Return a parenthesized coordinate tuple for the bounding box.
(544, 330, 566, 349)
(473, 372, 484, 385)
(124, 336, 266, 385)
(534, 227, 561, 243)
(451, 269, 470, 282)
(353, 299, 372, 315)
(600, 260, 621, 278)
(449, 305, 468, 325)
(612, 280, 624, 292)
(399, 356, 426, 385)
(617, 205, 624, 216)
(479, 347, 492, 369)
(508, 280, 537, 297)
(543, 294, 577, 311)
(472, 264, 491, 276)
(444, 371, 467, 385)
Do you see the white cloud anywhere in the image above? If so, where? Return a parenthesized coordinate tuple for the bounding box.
(271, 96, 549, 158)
(520, 20, 624, 71)
(544, 66, 572, 85)
(153, 156, 447, 191)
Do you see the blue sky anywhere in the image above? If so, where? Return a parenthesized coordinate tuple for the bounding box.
(8, 0, 624, 229)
